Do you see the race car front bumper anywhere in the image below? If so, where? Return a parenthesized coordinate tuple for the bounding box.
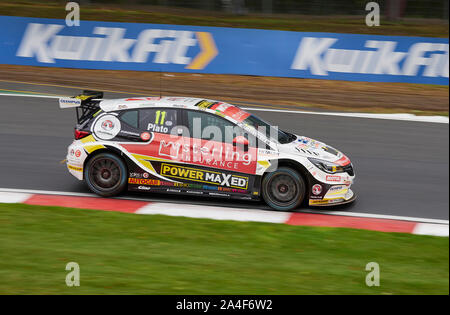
(309, 188, 356, 206)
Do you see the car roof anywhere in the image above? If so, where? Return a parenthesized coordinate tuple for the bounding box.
(99, 96, 204, 111)
(99, 96, 252, 122)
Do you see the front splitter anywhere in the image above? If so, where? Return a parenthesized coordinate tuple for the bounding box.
(308, 189, 357, 207)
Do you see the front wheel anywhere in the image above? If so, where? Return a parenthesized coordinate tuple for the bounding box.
(84, 152, 128, 197)
(262, 167, 306, 211)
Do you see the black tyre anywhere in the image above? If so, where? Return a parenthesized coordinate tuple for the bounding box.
(84, 152, 127, 197)
(262, 167, 306, 211)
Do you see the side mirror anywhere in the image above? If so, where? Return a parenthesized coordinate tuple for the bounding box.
(232, 136, 249, 151)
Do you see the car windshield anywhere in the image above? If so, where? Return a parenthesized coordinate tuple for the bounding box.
(243, 114, 296, 144)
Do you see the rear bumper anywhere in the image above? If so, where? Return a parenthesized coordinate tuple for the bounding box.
(66, 141, 86, 180)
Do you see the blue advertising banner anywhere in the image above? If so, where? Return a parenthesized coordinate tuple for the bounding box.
(0, 16, 448, 85)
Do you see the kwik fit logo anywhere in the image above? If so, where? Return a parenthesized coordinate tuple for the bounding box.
(291, 37, 449, 78)
(16, 23, 218, 70)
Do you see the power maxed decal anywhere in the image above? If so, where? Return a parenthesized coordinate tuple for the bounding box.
(160, 163, 249, 189)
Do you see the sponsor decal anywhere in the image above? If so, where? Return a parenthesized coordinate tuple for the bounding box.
(75, 150, 81, 158)
(67, 164, 82, 172)
(129, 172, 150, 179)
(218, 187, 247, 194)
(120, 130, 140, 137)
(326, 185, 349, 196)
(140, 132, 152, 141)
(202, 185, 219, 191)
(158, 140, 182, 159)
(59, 97, 82, 108)
(208, 192, 230, 197)
(121, 133, 257, 174)
(93, 114, 121, 140)
(158, 140, 253, 170)
(101, 119, 114, 131)
(208, 103, 251, 122)
(137, 185, 152, 190)
(128, 178, 160, 185)
(309, 198, 344, 205)
(160, 163, 248, 189)
(186, 190, 203, 195)
(257, 149, 278, 156)
(312, 184, 322, 195)
(196, 100, 217, 109)
(326, 175, 342, 182)
(328, 185, 345, 192)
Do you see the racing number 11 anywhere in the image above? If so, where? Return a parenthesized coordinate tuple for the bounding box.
(155, 110, 166, 125)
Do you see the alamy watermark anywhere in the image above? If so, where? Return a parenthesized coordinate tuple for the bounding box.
(365, 262, 380, 286)
(65, 262, 80, 287)
(65, 2, 80, 27)
(365, 2, 380, 27)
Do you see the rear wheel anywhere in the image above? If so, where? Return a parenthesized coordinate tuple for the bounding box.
(262, 167, 306, 211)
(84, 152, 127, 197)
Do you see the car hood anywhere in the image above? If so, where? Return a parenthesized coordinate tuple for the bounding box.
(278, 135, 349, 164)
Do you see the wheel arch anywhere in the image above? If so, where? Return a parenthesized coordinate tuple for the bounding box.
(83, 145, 130, 171)
(263, 159, 312, 202)
(82, 146, 130, 197)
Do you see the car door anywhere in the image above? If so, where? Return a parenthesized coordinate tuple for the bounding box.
(119, 107, 184, 190)
(159, 109, 259, 197)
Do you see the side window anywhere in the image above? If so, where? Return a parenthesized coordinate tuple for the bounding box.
(139, 108, 177, 134)
(119, 110, 138, 129)
(187, 110, 240, 143)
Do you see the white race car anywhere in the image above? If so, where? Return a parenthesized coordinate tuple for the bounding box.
(60, 91, 356, 211)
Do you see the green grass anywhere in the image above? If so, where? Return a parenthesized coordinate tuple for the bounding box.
(0, 203, 448, 294)
(0, 1, 448, 37)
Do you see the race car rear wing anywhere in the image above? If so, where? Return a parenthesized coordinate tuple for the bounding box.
(59, 90, 104, 125)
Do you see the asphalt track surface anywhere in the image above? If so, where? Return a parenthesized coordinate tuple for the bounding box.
(0, 81, 448, 220)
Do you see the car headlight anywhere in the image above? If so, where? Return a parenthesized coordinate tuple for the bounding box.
(308, 157, 345, 174)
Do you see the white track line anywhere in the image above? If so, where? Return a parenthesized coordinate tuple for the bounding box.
(413, 223, 449, 237)
(242, 107, 449, 124)
(0, 93, 447, 124)
(0, 191, 31, 203)
(136, 202, 290, 223)
(1, 187, 447, 225)
(0, 93, 61, 99)
(0, 188, 96, 198)
(301, 209, 449, 225)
